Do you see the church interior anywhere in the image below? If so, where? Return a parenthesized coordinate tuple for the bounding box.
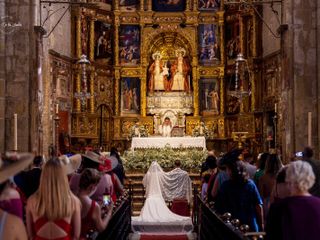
(0, 0, 319, 239)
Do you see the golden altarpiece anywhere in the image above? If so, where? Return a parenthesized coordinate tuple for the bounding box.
(69, 0, 265, 154)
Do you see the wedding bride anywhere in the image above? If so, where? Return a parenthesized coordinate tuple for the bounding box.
(131, 162, 193, 234)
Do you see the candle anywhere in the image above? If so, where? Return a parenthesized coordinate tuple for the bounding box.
(13, 113, 17, 151)
(55, 103, 59, 114)
(275, 103, 278, 113)
(308, 112, 312, 146)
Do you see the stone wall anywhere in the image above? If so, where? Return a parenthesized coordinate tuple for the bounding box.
(0, 0, 36, 152)
(280, 0, 319, 159)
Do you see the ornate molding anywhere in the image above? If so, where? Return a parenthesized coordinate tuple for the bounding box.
(120, 68, 141, 77)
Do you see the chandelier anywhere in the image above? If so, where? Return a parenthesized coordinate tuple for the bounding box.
(74, 54, 92, 111)
(228, 53, 251, 104)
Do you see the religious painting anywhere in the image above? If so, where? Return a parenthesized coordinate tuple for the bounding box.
(95, 21, 112, 63)
(120, 77, 140, 115)
(226, 74, 240, 115)
(152, 0, 185, 12)
(199, 78, 220, 115)
(119, 25, 140, 65)
(198, 24, 220, 65)
(225, 20, 240, 61)
(198, 0, 220, 11)
(119, 0, 139, 11)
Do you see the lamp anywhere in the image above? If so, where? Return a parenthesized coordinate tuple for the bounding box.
(228, 53, 251, 105)
(74, 54, 92, 111)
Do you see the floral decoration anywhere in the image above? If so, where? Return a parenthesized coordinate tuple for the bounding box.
(122, 145, 207, 171)
(192, 122, 209, 138)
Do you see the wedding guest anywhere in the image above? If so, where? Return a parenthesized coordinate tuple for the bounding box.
(201, 174, 210, 200)
(14, 155, 43, 199)
(0, 180, 23, 219)
(78, 168, 114, 239)
(242, 152, 257, 179)
(210, 160, 229, 200)
(0, 153, 32, 240)
(254, 153, 269, 187)
(26, 158, 81, 240)
(259, 154, 282, 214)
(206, 156, 218, 203)
(270, 166, 290, 203)
(110, 147, 125, 184)
(99, 157, 123, 203)
(215, 160, 263, 232)
(70, 151, 114, 203)
(266, 161, 320, 240)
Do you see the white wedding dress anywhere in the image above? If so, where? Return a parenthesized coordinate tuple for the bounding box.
(131, 162, 193, 235)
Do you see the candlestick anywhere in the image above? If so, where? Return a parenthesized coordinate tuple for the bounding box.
(13, 113, 17, 151)
(274, 103, 277, 113)
(55, 103, 59, 114)
(308, 112, 312, 146)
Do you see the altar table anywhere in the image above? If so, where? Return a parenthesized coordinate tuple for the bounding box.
(131, 137, 206, 151)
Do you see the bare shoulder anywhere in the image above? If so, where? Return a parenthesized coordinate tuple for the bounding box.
(5, 212, 28, 240)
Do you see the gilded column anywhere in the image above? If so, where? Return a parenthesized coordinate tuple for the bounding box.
(239, 14, 245, 55)
(89, 67, 95, 114)
(141, 76, 147, 117)
(147, 0, 152, 11)
(251, 71, 256, 112)
(89, 19, 95, 62)
(75, 15, 82, 112)
(219, 68, 224, 115)
(114, 69, 120, 116)
(252, 11, 258, 58)
(218, 12, 225, 64)
(186, 0, 190, 11)
(76, 15, 82, 58)
(114, 16, 120, 66)
(193, 0, 197, 11)
(114, 0, 119, 11)
(192, 60, 199, 116)
(140, 0, 144, 11)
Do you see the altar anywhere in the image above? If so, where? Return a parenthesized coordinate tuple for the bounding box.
(131, 136, 206, 151)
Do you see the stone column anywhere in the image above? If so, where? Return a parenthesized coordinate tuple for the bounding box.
(140, 76, 147, 117)
(219, 70, 224, 115)
(147, 0, 152, 11)
(89, 19, 95, 114)
(114, 68, 120, 116)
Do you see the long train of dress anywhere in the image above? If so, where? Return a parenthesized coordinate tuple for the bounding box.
(131, 162, 193, 234)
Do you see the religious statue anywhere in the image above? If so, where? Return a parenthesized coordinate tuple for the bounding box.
(170, 48, 191, 92)
(148, 52, 170, 92)
(208, 89, 219, 112)
(159, 117, 173, 137)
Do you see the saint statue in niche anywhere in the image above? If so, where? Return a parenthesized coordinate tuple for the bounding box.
(170, 48, 191, 92)
(148, 52, 170, 92)
(208, 89, 219, 112)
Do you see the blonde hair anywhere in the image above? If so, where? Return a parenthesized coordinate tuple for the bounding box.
(286, 160, 315, 192)
(34, 158, 75, 220)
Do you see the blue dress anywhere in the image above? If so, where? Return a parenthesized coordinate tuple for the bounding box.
(215, 179, 263, 231)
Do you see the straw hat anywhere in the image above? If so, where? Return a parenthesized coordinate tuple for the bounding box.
(59, 154, 82, 175)
(0, 152, 34, 184)
(82, 151, 104, 164)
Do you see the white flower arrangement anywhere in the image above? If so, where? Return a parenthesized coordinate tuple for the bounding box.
(122, 145, 207, 171)
(130, 123, 148, 138)
(192, 122, 209, 138)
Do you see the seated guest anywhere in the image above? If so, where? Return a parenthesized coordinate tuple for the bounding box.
(70, 151, 114, 203)
(215, 160, 263, 232)
(14, 155, 43, 199)
(266, 161, 320, 240)
(26, 158, 81, 240)
(0, 152, 32, 240)
(211, 160, 229, 200)
(78, 168, 114, 239)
